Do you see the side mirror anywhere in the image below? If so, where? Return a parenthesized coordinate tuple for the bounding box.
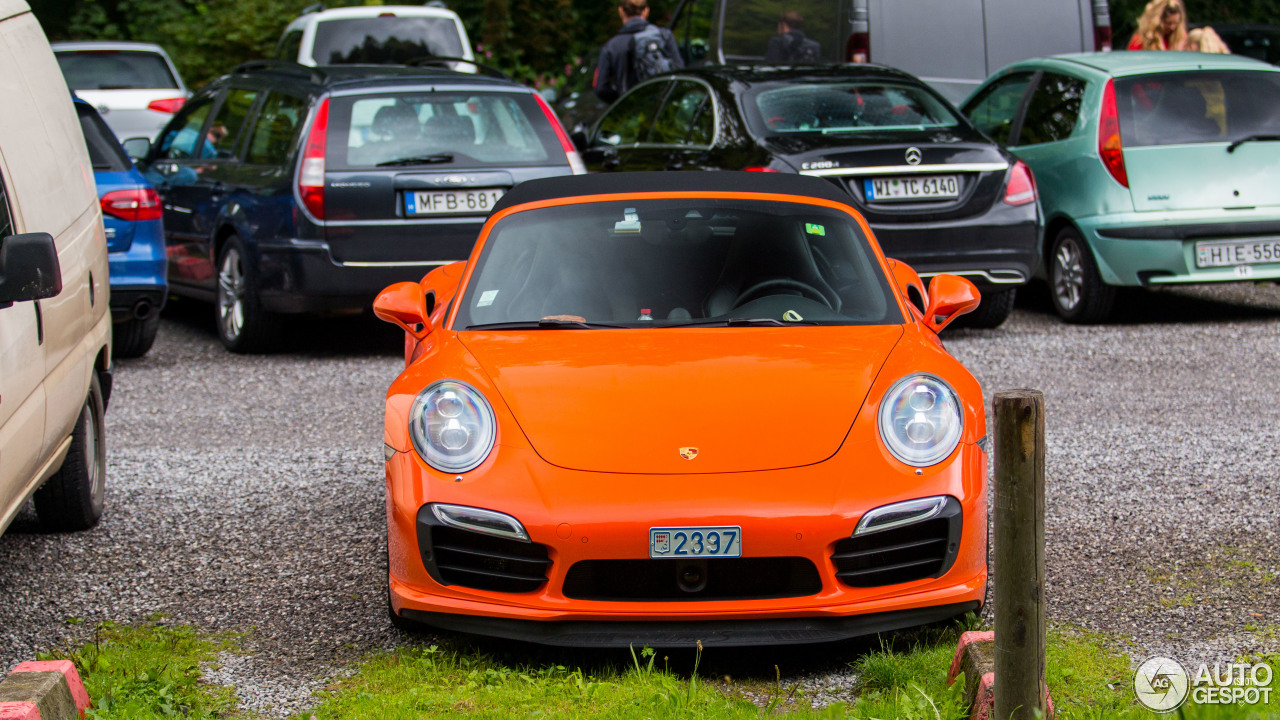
(0, 232, 62, 308)
(885, 257, 927, 319)
(923, 274, 980, 333)
(122, 137, 152, 160)
(569, 129, 589, 153)
(373, 281, 432, 340)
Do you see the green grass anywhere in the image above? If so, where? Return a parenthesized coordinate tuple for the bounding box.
(39, 618, 239, 719)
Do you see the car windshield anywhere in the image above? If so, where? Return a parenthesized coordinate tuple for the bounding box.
(453, 198, 901, 329)
(748, 82, 961, 135)
(56, 50, 179, 90)
(1116, 70, 1280, 147)
(313, 17, 464, 64)
(327, 92, 556, 168)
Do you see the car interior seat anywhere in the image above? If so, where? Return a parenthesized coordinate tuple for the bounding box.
(371, 103, 421, 143)
(703, 219, 842, 317)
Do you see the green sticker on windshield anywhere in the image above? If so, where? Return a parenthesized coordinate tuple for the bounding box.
(805, 223, 825, 236)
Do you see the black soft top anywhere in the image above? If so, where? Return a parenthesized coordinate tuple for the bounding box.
(492, 171, 855, 214)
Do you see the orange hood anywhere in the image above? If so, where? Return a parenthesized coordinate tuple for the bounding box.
(459, 326, 903, 474)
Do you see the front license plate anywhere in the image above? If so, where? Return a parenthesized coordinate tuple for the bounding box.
(649, 526, 741, 558)
(864, 175, 959, 201)
(1195, 237, 1280, 268)
(405, 188, 505, 216)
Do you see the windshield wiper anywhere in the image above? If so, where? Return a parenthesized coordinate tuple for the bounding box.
(1226, 134, 1280, 153)
(465, 319, 627, 330)
(669, 317, 818, 327)
(376, 153, 454, 167)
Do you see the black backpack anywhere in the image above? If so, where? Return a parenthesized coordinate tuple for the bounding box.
(790, 34, 821, 64)
(631, 24, 675, 82)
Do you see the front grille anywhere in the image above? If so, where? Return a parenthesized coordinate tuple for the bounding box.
(561, 557, 821, 601)
(832, 498, 963, 588)
(417, 515, 551, 593)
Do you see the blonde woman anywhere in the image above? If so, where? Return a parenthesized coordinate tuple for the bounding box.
(1127, 0, 1189, 50)
(1188, 26, 1231, 53)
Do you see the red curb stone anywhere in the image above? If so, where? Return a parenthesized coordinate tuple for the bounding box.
(10, 664, 87, 718)
(0, 701, 43, 720)
(972, 672, 995, 720)
(947, 630, 995, 684)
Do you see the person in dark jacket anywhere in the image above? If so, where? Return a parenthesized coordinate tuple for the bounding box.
(593, 0, 683, 104)
(764, 11, 821, 64)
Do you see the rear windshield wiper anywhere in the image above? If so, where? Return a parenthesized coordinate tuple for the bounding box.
(376, 153, 454, 167)
(1226, 134, 1280, 153)
(669, 317, 819, 327)
(464, 319, 627, 330)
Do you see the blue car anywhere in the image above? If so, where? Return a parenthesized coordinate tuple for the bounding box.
(74, 98, 167, 357)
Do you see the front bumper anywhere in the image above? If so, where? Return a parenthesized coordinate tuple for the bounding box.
(386, 442, 988, 646)
(1081, 212, 1280, 286)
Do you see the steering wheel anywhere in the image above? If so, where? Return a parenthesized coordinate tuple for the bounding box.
(732, 278, 833, 310)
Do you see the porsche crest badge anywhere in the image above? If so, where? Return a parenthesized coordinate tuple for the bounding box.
(679, 447, 699, 460)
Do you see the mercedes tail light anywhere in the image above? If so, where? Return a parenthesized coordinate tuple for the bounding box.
(1098, 78, 1128, 187)
(744, 167, 777, 172)
(533, 92, 586, 175)
(146, 97, 186, 114)
(1003, 160, 1036, 206)
(100, 187, 162, 222)
(298, 97, 329, 220)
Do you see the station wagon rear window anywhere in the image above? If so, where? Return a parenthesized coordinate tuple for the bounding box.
(56, 50, 179, 90)
(312, 17, 464, 64)
(748, 82, 960, 135)
(326, 92, 558, 169)
(1116, 70, 1280, 147)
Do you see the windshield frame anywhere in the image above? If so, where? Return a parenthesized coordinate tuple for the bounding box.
(446, 191, 906, 332)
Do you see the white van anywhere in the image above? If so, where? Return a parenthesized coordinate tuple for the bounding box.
(0, 0, 112, 535)
(670, 0, 1113, 102)
(274, 4, 475, 69)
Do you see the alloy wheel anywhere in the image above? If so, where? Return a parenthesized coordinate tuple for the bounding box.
(1053, 237, 1085, 312)
(217, 248, 245, 341)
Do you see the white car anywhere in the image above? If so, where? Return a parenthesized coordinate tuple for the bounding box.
(53, 41, 189, 142)
(274, 4, 475, 70)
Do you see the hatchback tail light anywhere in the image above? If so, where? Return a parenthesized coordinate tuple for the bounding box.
(1098, 78, 1128, 187)
(1003, 160, 1036, 206)
(533, 92, 586, 175)
(101, 187, 162, 222)
(146, 97, 186, 114)
(298, 98, 329, 220)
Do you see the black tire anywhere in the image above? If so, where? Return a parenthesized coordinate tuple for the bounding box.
(112, 315, 160, 359)
(1049, 227, 1115, 324)
(215, 237, 279, 353)
(34, 374, 107, 532)
(952, 287, 1015, 329)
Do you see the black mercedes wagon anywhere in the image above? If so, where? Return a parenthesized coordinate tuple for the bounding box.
(574, 65, 1040, 327)
(135, 61, 584, 352)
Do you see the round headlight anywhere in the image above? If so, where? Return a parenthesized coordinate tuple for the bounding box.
(410, 380, 496, 473)
(877, 374, 963, 467)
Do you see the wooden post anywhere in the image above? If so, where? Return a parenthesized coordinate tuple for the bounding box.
(993, 390, 1047, 720)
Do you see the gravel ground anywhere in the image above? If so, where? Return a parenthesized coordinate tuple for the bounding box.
(1, 282, 1278, 715)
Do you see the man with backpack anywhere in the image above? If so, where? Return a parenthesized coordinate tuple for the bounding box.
(764, 11, 822, 64)
(593, 0, 683, 104)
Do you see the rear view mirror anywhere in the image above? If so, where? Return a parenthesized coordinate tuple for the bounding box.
(373, 281, 432, 340)
(0, 232, 62, 309)
(923, 274, 980, 333)
(122, 137, 151, 160)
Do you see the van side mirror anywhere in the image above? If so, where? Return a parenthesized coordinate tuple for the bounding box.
(0, 232, 62, 309)
(122, 137, 152, 160)
(923, 274, 980, 333)
(373, 281, 432, 340)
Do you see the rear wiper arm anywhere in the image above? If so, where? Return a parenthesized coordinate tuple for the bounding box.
(465, 319, 626, 330)
(376, 153, 454, 167)
(1226, 134, 1280, 153)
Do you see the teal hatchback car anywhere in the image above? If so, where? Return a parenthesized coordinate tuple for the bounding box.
(962, 52, 1280, 322)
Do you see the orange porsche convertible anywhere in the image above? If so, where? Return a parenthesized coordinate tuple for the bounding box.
(375, 172, 989, 647)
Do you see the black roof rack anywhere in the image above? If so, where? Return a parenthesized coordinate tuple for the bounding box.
(406, 56, 511, 81)
(231, 59, 328, 84)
